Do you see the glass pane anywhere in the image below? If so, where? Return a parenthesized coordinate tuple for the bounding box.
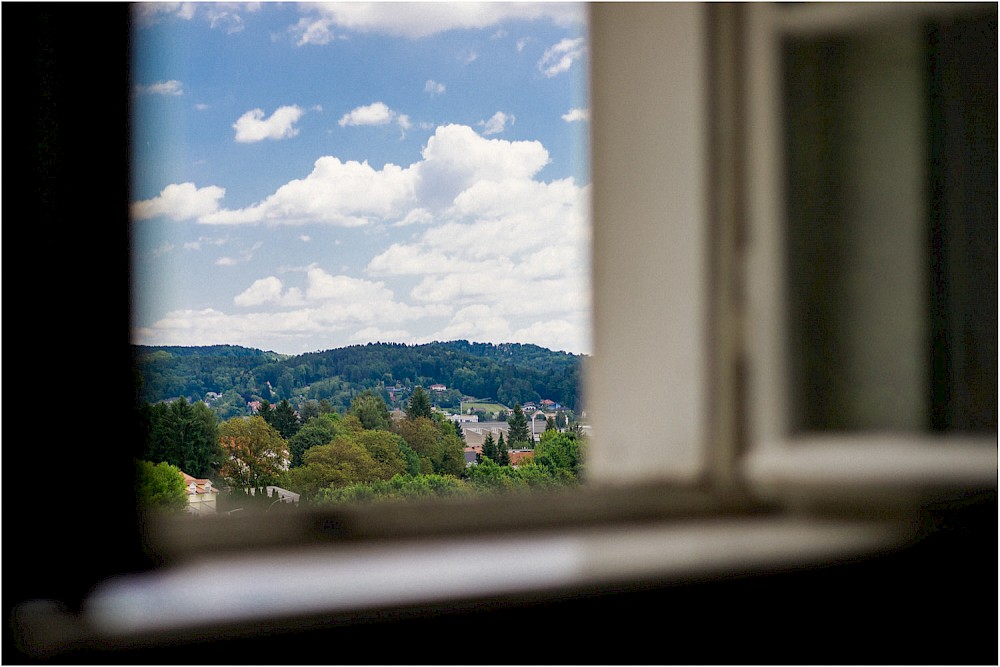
(781, 8, 997, 433)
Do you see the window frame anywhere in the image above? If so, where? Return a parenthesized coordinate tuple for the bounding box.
(739, 1, 997, 499)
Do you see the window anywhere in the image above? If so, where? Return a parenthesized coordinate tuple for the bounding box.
(739, 2, 997, 493)
(9, 4, 996, 664)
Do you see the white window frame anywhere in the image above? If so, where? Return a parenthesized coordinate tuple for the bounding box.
(737, 2, 997, 499)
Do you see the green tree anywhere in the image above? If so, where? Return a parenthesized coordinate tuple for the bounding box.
(287, 414, 341, 467)
(350, 389, 391, 430)
(136, 460, 188, 514)
(355, 429, 409, 479)
(139, 398, 222, 478)
(270, 399, 301, 440)
(284, 436, 391, 498)
(506, 403, 532, 448)
(482, 432, 498, 463)
(497, 432, 511, 466)
(534, 430, 583, 482)
(406, 385, 433, 420)
(218, 416, 289, 494)
(545, 416, 557, 432)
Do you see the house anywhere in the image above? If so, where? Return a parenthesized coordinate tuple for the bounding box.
(458, 421, 510, 449)
(463, 445, 482, 467)
(180, 471, 219, 516)
(429, 383, 447, 392)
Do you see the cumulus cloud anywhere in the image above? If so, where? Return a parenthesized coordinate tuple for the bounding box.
(290, 2, 584, 42)
(134, 124, 592, 354)
(233, 105, 305, 143)
(131, 182, 226, 221)
(135, 80, 184, 96)
(339, 102, 394, 127)
(561, 108, 589, 123)
(479, 111, 515, 135)
(425, 80, 446, 96)
(234, 276, 304, 307)
(538, 37, 586, 77)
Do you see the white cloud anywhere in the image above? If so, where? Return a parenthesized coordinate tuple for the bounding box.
(134, 125, 592, 354)
(516, 37, 529, 52)
(290, 3, 584, 41)
(339, 102, 394, 127)
(194, 103, 210, 111)
(234, 276, 305, 307)
(135, 80, 184, 96)
(425, 80, 446, 96)
(132, 182, 226, 221)
(479, 111, 515, 135)
(133, 2, 259, 31)
(561, 108, 589, 123)
(198, 156, 415, 226)
(233, 105, 305, 143)
(538, 37, 586, 77)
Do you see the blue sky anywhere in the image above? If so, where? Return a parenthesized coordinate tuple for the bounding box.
(130, 2, 592, 356)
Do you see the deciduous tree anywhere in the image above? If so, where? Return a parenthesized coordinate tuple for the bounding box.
(136, 460, 188, 514)
(218, 416, 289, 494)
(350, 390, 391, 430)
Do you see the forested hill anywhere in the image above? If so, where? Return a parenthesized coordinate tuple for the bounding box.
(133, 341, 586, 415)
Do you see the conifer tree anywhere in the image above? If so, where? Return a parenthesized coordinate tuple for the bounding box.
(406, 385, 433, 420)
(497, 432, 511, 466)
(506, 403, 532, 448)
(482, 432, 498, 462)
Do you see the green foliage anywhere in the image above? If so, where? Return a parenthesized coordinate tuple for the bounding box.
(218, 416, 289, 493)
(269, 399, 301, 439)
(482, 432, 498, 463)
(497, 432, 511, 466)
(393, 416, 465, 476)
(313, 473, 472, 505)
(350, 390, 391, 430)
(134, 341, 584, 415)
(137, 397, 222, 478)
(534, 430, 584, 482)
(136, 460, 188, 514)
(506, 403, 532, 448)
(464, 458, 556, 493)
(287, 415, 341, 467)
(406, 385, 433, 420)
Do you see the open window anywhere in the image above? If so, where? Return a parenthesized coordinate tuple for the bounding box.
(8, 3, 996, 664)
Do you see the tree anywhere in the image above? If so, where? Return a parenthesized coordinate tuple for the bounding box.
(218, 416, 289, 494)
(406, 385, 433, 420)
(270, 399, 301, 440)
(545, 416, 557, 432)
(534, 430, 583, 482)
(350, 389, 391, 430)
(139, 397, 222, 478)
(497, 432, 511, 467)
(482, 432, 498, 463)
(283, 436, 391, 499)
(507, 403, 532, 448)
(136, 460, 188, 514)
(287, 415, 340, 467)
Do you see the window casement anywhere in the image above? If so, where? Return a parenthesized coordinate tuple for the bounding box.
(737, 2, 997, 500)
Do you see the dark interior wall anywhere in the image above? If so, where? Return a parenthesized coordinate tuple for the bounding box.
(4, 0, 151, 622)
